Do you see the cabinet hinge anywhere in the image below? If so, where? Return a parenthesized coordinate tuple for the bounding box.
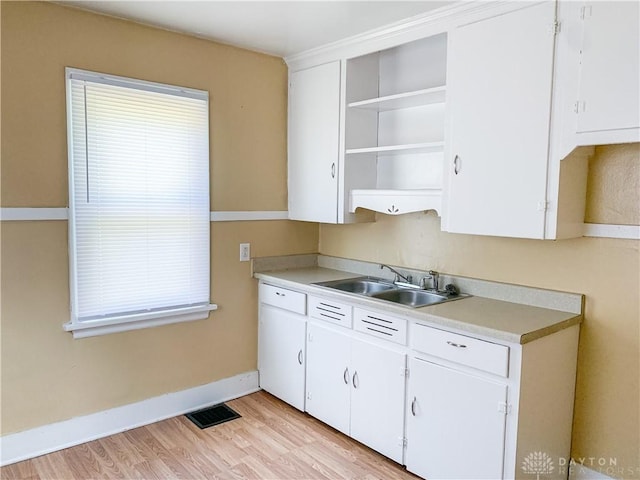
(580, 5, 592, 20)
(574, 100, 586, 114)
(537, 201, 548, 212)
(398, 437, 408, 447)
(307, 392, 312, 400)
(498, 402, 511, 415)
(401, 368, 410, 378)
(548, 20, 560, 35)
(308, 333, 313, 342)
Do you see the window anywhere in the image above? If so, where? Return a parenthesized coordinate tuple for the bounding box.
(64, 68, 215, 338)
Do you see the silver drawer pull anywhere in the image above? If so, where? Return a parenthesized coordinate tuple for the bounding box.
(352, 371, 359, 389)
(447, 341, 467, 348)
(411, 396, 417, 416)
(275, 292, 286, 297)
(343, 367, 350, 385)
(297, 349, 303, 365)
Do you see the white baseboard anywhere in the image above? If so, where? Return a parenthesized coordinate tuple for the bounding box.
(0, 371, 259, 467)
(569, 464, 616, 480)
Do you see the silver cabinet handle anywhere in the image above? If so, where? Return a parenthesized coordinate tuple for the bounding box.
(331, 162, 336, 178)
(447, 340, 467, 348)
(453, 155, 461, 175)
(343, 367, 350, 385)
(411, 396, 417, 416)
(297, 349, 303, 365)
(275, 292, 285, 297)
(352, 371, 359, 389)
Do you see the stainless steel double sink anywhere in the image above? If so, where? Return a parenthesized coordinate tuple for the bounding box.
(313, 277, 469, 308)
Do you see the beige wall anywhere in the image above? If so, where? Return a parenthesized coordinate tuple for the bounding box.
(320, 145, 640, 475)
(2, 2, 639, 477)
(0, 2, 318, 434)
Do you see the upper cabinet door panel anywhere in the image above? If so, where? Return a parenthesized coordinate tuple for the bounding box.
(576, 1, 640, 134)
(288, 61, 341, 223)
(445, 2, 556, 239)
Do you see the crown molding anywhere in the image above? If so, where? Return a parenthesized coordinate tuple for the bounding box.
(284, 1, 514, 71)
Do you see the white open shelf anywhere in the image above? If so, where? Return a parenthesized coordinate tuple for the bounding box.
(350, 188, 442, 215)
(347, 86, 446, 112)
(345, 142, 444, 156)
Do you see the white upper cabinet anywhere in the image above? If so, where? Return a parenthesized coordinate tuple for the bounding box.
(576, 2, 639, 134)
(288, 61, 341, 223)
(287, 31, 448, 223)
(443, 2, 557, 239)
(555, 1, 640, 151)
(286, 0, 636, 237)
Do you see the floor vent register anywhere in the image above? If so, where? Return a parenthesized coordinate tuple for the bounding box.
(185, 403, 241, 429)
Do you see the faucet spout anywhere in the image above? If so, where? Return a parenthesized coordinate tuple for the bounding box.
(429, 270, 439, 292)
(380, 264, 412, 284)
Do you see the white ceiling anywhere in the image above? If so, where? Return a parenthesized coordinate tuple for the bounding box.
(61, 1, 453, 58)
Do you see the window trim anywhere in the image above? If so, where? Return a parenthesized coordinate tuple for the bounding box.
(63, 304, 218, 339)
(64, 67, 216, 339)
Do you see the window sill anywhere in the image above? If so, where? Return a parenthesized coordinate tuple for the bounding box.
(63, 304, 218, 339)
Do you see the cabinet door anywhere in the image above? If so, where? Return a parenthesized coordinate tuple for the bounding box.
(445, 2, 556, 239)
(350, 339, 406, 464)
(305, 322, 351, 435)
(288, 62, 341, 223)
(406, 358, 507, 480)
(576, 1, 640, 134)
(258, 305, 306, 411)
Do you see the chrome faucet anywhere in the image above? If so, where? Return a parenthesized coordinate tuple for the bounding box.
(421, 270, 439, 291)
(380, 264, 412, 284)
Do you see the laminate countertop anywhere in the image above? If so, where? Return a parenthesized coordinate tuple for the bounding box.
(255, 267, 582, 345)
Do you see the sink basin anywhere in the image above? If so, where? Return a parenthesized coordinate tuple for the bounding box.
(313, 277, 396, 295)
(371, 289, 450, 307)
(313, 276, 469, 308)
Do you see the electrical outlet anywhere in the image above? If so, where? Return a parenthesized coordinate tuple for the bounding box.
(239, 243, 250, 262)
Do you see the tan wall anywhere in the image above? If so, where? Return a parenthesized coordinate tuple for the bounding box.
(2, 2, 639, 476)
(320, 145, 640, 475)
(0, 2, 319, 434)
(585, 143, 640, 225)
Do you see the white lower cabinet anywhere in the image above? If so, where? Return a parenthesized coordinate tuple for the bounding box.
(306, 321, 406, 463)
(257, 282, 579, 480)
(258, 284, 307, 411)
(406, 357, 507, 480)
(305, 322, 351, 434)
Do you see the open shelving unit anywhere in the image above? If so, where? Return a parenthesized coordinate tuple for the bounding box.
(345, 142, 444, 156)
(343, 33, 448, 216)
(347, 86, 447, 111)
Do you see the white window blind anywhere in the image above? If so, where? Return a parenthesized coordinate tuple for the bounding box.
(65, 68, 214, 338)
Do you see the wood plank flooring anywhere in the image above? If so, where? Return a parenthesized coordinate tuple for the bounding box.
(1, 391, 420, 479)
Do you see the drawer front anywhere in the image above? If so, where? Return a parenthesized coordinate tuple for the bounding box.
(308, 296, 353, 328)
(411, 324, 509, 377)
(354, 308, 407, 345)
(259, 283, 306, 315)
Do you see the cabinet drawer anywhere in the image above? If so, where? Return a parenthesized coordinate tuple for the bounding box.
(309, 296, 353, 328)
(259, 283, 306, 315)
(411, 324, 509, 377)
(354, 308, 407, 345)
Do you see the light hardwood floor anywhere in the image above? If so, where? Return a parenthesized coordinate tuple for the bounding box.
(1, 391, 420, 479)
